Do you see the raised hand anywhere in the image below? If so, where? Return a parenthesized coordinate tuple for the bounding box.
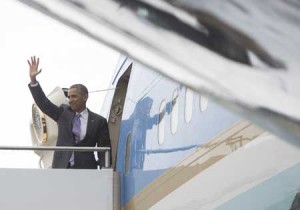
(27, 56, 42, 84)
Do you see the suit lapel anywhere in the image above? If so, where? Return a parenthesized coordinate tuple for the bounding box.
(85, 110, 96, 140)
(69, 108, 76, 134)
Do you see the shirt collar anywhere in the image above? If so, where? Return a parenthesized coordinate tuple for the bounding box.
(76, 108, 88, 120)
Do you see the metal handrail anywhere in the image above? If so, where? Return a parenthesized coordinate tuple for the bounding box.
(0, 146, 111, 168)
(0, 146, 110, 151)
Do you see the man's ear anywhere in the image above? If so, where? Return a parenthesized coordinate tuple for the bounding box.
(83, 94, 88, 102)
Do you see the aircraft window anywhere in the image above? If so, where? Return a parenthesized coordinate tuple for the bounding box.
(125, 133, 132, 175)
(171, 89, 179, 134)
(200, 95, 209, 112)
(185, 88, 193, 123)
(158, 100, 166, 145)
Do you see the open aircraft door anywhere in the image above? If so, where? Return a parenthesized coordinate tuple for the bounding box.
(30, 87, 68, 168)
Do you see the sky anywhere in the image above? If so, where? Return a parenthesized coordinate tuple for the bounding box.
(0, 1, 120, 168)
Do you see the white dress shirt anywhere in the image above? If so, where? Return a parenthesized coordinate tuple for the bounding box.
(70, 108, 89, 166)
(77, 108, 88, 141)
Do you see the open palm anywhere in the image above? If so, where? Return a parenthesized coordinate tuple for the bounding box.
(27, 56, 42, 82)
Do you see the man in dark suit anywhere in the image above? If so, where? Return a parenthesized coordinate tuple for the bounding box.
(27, 56, 111, 169)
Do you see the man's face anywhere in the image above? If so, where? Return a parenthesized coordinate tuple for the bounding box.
(68, 88, 88, 112)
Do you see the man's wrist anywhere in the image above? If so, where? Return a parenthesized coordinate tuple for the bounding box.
(30, 81, 39, 87)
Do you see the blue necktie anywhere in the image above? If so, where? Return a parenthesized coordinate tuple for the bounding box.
(72, 114, 81, 142)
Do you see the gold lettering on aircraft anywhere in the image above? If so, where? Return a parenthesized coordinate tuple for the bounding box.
(125, 120, 265, 210)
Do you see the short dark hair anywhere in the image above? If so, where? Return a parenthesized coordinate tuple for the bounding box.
(69, 84, 88, 96)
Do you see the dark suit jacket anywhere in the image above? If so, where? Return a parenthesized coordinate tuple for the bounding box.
(29, 83, 111, 169)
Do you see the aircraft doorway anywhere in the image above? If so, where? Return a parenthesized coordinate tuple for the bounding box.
(108, 64, 132, 170)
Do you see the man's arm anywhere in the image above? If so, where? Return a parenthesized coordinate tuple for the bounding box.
(27, 56, 62, 121)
